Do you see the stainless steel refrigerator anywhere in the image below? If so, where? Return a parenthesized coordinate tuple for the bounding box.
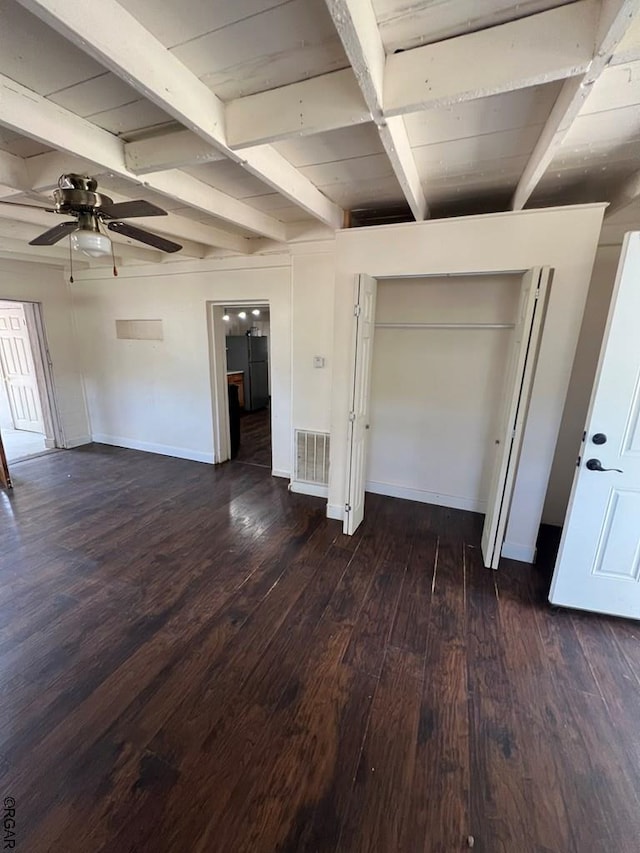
(226, 335, 269, 412)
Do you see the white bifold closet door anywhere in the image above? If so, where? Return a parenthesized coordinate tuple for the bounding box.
(344, 274, 377, 535)
(481, 267, 552, 569)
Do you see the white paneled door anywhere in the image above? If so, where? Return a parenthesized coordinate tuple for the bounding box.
(0, 303, 45, 433)
(550, 233, 640, 619)
(344, 274, 377, 535)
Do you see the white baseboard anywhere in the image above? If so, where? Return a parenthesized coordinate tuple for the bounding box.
(271, 468, 291, 479)
(326, 503, 344, 521)
(64, 435, 92, 449)
(91, 433, 215, 464)
(365, 480, 485, 514)
(501, 542, 536, 563)
(289, 481, 328, 498)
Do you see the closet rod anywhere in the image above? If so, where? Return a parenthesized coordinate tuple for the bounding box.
(375, 322, 515, 330)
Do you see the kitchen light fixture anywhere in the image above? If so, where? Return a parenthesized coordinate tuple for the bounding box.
(222, 314, 230, 322)
(238, 311, 247, 319)
(71, 229, 112, 258)
(252, 309, 261, 316)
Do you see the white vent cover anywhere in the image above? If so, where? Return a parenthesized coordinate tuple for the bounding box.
(295, 430, 330, 485)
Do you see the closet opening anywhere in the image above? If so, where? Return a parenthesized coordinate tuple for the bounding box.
(345, 268, 551, 568)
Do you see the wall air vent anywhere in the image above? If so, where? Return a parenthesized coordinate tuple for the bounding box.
(295, 430, 330, 485)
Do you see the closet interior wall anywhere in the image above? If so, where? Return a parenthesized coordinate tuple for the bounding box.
(366, 274, 521, 512)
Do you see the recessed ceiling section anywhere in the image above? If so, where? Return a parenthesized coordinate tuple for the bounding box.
(47, 71, 176, 139)
(318, 176, 405, 210)
(530, 166, 632, 209)
(403, 84, 562, 148)
(168, 206, 259, 240)
(275, 124, 385, 167)
(86, 101, 174, 138)
(373, 0, 578, 53)
(0, 127, 52, 158)
(0, 0, 106, 95)
(119, 0, 291, 50)
(614, 12, 640, 64)
(183, 161, 272, 200)
(120, 0, 349, 101)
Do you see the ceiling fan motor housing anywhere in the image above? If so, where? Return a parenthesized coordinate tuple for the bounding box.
(52, 173, 113, 214)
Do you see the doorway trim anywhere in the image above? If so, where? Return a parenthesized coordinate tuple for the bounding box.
(207, 299, 274, 471)
(0, 298, 62, 453)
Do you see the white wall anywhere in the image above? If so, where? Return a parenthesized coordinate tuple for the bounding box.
(0, 259, 89, 446)
(291, 250, 335, 436)
(329, 205, 606, 561)
(543, 243, 622, 524)
(71, 255, 293, 473)
(67, 207, 609, 560)
(367, 275, 519, 511)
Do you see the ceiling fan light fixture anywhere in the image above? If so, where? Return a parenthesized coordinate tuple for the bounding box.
(71, 229, 112, 258)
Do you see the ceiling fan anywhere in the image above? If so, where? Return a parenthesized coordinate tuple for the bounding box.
(0, 173, 182, 256)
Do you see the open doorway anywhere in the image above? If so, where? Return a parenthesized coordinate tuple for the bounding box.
(222, 304, 272, 469)
(0, 300, 59, 464)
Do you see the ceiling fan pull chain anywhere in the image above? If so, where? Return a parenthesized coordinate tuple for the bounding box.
(111, 239, 118, 277)
(68, 235, 74, 284)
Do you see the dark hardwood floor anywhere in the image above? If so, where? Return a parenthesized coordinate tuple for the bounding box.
(1, 444, 639, 852)
(234, 407, 272, 469)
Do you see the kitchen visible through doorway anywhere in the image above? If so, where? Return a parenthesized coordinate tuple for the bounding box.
(224, 304, 271, 469)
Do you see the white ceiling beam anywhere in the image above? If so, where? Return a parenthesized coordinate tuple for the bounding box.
(605, 170, 640, 219)
(125, 129, 226, 175)
(23, 151, 250, 255)
(324, 0, 427, 221)
(227, 69, 369, 149)
(109, 1, 609, 168)
(0, 74, 285, 242)
(385, 0, 598, 116)
(228, 1, 596, 145)
(512, 0, 640, 210)
(17, 0, 343, 230)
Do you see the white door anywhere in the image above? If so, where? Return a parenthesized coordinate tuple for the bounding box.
(550, 233, 640, 619)
(0, 303, 45, 433)
(481, 267, 552, 568)
(344, 274, 377, 535)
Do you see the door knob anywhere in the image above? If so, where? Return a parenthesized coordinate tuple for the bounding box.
(586, 458, 623, 473)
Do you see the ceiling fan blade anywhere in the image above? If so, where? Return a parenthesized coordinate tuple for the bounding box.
(99, 200, 168, 219)
(107, 221, 182, 253)
(0, 200, 56, 213)
(29, 221, 79, 246)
